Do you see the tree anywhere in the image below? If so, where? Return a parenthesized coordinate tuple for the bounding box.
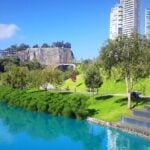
(5, 44, 17, 54)
(41, 43, 50, 48)
(2, 66, 29, 89)
(84, 65, 103, 94)
(0, 57, 20, 72)
(99, 33, 150, 108)
(17, 43, 30, 51)
(37, 68, 63, 90)
(28, 70, 42, 88)
(32, 44, 39, 48)
(51, 41, 71, 48)
(20, 60, 42, 70)
(64, 42, 71, 48)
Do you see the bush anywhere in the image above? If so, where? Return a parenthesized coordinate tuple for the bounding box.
(0, 86, 90, 119)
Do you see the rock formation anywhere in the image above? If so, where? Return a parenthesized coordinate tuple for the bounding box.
(27, 47, 75, 65)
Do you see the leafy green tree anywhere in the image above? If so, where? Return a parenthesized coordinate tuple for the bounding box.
(20, 60, 43, 70)
(32, 44, 39, 48)
(2, 66, 29, 89)
(28, 70, 42, 89)
(100, 33, 150, 108)
(84, 65, 103, 94)
(36, 68, 63, 90)
(17, 43, 30, 51)
(64, 42, 71, 48)
(0, 57, 20, 72)
(41, 43, 50, 48)
(51, 41, 71, 48)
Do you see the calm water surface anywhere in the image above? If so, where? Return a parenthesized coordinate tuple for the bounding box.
(0, 103, 149, 150)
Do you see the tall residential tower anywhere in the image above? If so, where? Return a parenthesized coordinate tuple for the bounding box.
(145, 8, 150, 38)
(110, 0, 140, 39)
(122, 0, 140, 35)
(109, 4, 123, 39)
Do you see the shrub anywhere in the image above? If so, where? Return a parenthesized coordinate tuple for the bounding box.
(0, 86, 90, 119)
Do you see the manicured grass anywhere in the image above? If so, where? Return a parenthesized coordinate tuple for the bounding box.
(61, 74, 87, 92)
(62, 74, 150, 95)
(99, 80, 126, 94)
(133, 78, 150, 96)
(88, 95, 150, 122)
(0, 85, 149, 123)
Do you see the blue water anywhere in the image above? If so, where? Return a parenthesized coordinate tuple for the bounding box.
(0, 103, 149, 150)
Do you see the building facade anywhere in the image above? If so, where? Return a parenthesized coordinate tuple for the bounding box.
(110, 0, 140, 39)
(122, 0, 140, 35)
(109, 4, 123, 39)
(145, 8, 150, 38)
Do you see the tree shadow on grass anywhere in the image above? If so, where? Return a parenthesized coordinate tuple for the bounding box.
(76, 83, 82, 87)
(95, 95, 114, 101)
(115, 97, 150, 108)
(88, 109, 98, 116)
(132, 98, 150, 109)
(115, 98, 127, 106)
(58, 92, 72, 95)
(29, 90, 46, 94)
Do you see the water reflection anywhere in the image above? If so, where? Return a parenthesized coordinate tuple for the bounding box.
(0, 103, 149, 150)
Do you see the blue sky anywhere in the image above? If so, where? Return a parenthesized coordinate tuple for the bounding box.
(0, 0, 149, 60)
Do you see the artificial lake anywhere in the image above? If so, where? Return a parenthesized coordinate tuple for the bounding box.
(0, 103, 149, 150)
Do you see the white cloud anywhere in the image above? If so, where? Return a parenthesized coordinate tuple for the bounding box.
(0, 24, 20, 40)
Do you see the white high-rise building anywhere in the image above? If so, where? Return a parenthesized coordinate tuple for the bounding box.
(122, 0, 140, 35)
(109, 0, 140, 39)
(109, 4, 123, 39)
(145, 8, 150, 38)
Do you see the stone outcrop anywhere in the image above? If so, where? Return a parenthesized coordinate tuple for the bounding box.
(27, 47, 75, 65)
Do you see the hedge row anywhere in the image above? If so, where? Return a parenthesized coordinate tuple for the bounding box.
(0, 86, 90, 119)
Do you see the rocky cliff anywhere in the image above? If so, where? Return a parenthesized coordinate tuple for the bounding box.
(27, 47, 75, 65)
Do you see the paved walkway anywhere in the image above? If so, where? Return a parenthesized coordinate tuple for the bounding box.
(50, 89, 150, 99)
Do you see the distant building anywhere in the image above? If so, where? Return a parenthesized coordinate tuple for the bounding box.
(0, 50, 4, 57)
(110, 4, 123, 39)
(110, 0, 140, 39)
(122, 0, 140, 35)
(145, 8, 150, 38)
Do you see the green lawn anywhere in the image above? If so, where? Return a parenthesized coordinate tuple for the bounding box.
(62, 74, 150, 95)
(61, 74, 87, 92)
(88, 95, 150, 122)
(0, 85, 149, 123)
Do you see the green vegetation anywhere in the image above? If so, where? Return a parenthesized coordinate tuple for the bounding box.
(85, 65, 103, 93)
(0, 86, 90, 119)
(0, 32, 149, 122)
(62, 74, 87, 92)
(4, 41, 71, 52)
(88, 95, 150, 122)
(62, 74, 150, 95)
(99, 33, 150, 108)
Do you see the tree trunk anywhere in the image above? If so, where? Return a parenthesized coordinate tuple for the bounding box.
(125, 74, 131, 109)
(96, 88, 99, 94)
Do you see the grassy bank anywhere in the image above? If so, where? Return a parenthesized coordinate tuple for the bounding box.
(62, 74, 150, 95)
(0, 86, 149, 122)
(88, 95, 150, 122)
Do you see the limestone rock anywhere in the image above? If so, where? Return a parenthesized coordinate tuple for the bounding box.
(27, 47, 75, 65)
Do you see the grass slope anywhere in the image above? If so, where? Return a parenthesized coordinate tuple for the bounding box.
(62, 74, 150, 95)
(88, 95, 150, 122)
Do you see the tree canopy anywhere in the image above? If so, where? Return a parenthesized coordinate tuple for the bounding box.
(99, 33, 150, 108)
(84, 65, 103, 93)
